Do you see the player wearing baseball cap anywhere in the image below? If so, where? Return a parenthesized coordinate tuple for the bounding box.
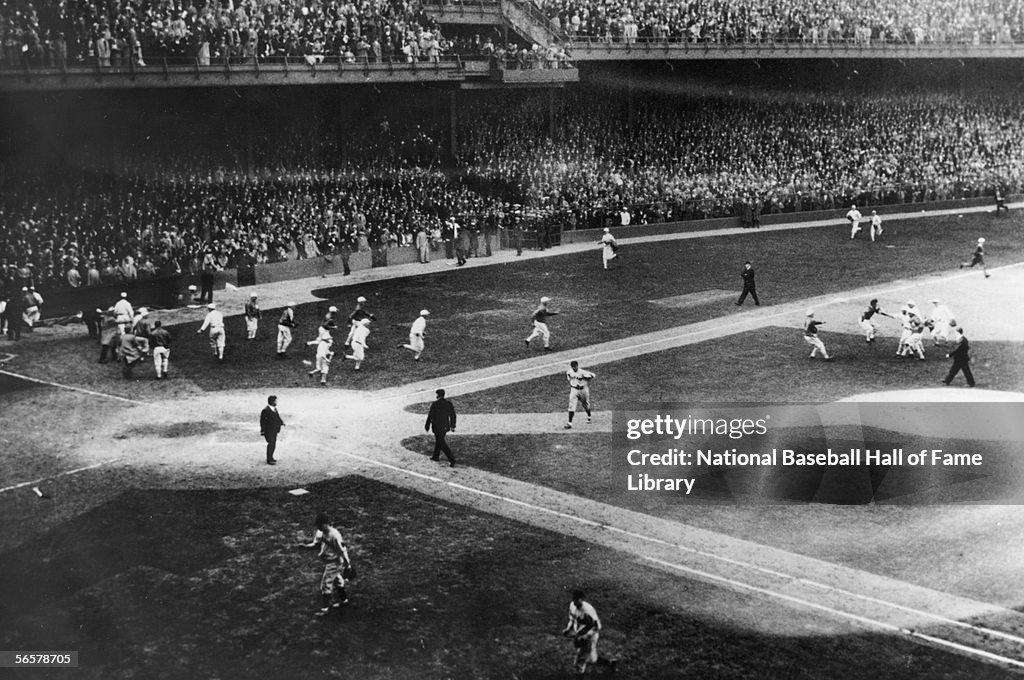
(344, 296, 376, 347)
(526, 297, 559, 351)
(803, 310, 830, 360)
(959, 237, 990, 277)
(277, 302, 297, 358)
(245, 293, 261, 340)
(402, 310, 430, 361)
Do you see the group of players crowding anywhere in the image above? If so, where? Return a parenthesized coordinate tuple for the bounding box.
(89, 223, 985, 392)
(802, 232, 987, 387)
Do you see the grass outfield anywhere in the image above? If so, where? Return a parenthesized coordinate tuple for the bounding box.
(3, 212, 1019, 395)
(421, 327, 1024, 413)
(0, 476, 1013, 680)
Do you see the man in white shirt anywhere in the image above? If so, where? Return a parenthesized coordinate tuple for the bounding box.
(846, 204, 863, 239)
(402, 310, 429, 361)
(599, 228, 618, 270)
(197, 302, 226, 362)
(564, 361, 594, 429)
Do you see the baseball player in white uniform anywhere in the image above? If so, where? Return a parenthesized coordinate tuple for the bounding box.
(927, 299, 956, 346)
(346, 318, 371, 370)
(562, 590, 616, 675)
(846, 205, 863, 239)
(598, 228, 618, 269)
(869, 210, 883, 241)
(300, 513, 352, 616)
(197, 302, 226, 362)
(803, 310, 830, 360)
(244, 293, 261, 340)
(113, 292, 134, 332)
(900, 313, 927, 361)
(306, 324, 335, 384)
(402, 309, 429, 360)
(564, 361, 594, 429)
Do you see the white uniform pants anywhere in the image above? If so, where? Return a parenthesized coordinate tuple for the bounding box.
(804, 334, 828, 358)
(527, 321, 550, 347)
(277, 325, 293, 353)
(153, 346, 170, 376)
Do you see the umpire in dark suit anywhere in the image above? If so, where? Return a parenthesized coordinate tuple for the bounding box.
(736, 261, 760, 306)
(260, 395, 285, 465)
(425, 389, 457, 467)
(942, 328, 975, 387)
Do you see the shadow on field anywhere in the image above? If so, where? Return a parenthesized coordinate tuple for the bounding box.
(0, 478, 1012, 679)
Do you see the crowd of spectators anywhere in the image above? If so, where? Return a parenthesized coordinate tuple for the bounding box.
(4, 0, 1024, 70)
(3, 83, 1024, 295)
(0, 0, 473, 69)
(541, 0, 1024, 45)
(455, 87, 1024, 222)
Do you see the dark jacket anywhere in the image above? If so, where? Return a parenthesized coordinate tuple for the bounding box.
(425, 398, 457, 433)
(260, 406, 285, 437)
(949, 336, 971, 362)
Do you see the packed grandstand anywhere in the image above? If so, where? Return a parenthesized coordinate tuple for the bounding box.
(2, 0, 1024, 69)
(1, 55, 1021, 297)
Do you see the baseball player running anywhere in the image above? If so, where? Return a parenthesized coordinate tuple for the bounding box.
(869, 210, 883, 241)
(345, 318, 371, 370)
(960, 237, 990, 278)
(402, 310, 429, 361)
(846, 205, 863, 239)
(344, 296, 375, 346)
(859, 299, 893, 343)
(526, 297, 559, 351)
(306, 323, 335, 384)
(803, 310, 830, 360)
(197, 302, 226, 362)
(564, 361, 594, 429)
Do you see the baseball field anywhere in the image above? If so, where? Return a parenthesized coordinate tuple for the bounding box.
(2, 209, 1023, 679)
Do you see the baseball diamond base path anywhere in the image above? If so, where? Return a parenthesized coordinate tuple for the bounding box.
(4, 207, 1024, 672)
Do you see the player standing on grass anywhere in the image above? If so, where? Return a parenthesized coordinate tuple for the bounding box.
(526, 297, 558, 351)
(402, 309, 429, 361)
(346, 318, 371, 371)
(960, 237, 990, 278)
(598, 228, 618, 270)
(197, 302, 226, 362)
(564, 361, 594, 429)
(300, 512, 353, 616)
(561, 590, 616, 676)
(859, 299, 892, 343)
(869, 210, 883, 241)
(244, 293, 261, 340)
(306, 323, 335, 385)
(803, 310, 830, 360)
(150, 320, 172, 379)
(846, 204, 863, 239)
(277, 302, 297, 358)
